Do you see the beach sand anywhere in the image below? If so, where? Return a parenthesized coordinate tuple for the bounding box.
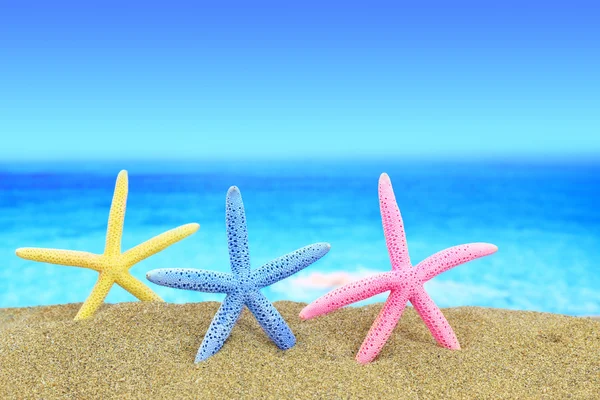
(0, 302, 598, 399)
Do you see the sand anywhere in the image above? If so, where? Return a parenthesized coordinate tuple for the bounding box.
(0, 302, 598, 399)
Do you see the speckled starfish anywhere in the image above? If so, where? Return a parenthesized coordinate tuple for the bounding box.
(147, 186, 330, 362)
(16, 170, 199, 320)
(300, 173, 498, 364)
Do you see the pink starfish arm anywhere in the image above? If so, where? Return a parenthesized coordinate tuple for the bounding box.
(416, 243, 498, 282)
(379, 173, 411, 270)
(356, 289, 410, 364)
(410, 285, 460, 349)
(299, 272, 396, 320)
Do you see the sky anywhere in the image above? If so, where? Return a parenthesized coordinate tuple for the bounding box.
(0, 1, 599, 161)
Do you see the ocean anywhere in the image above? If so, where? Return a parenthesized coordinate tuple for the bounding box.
(0, 160, 598, 315)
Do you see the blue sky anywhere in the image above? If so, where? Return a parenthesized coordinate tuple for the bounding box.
(1, 1, 598, 161)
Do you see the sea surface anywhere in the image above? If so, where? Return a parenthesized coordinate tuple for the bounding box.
(0, 160, 599, 316)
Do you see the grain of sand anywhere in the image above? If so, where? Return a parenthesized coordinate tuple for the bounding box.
(0, 302, 599, 399)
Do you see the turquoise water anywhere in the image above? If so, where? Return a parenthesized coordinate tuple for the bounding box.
(0, 160, 599, 315)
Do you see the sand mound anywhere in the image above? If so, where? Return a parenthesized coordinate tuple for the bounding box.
(0, 302, 598, 399)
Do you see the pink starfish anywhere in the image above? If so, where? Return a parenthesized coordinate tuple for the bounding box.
(300, 173, 498, 364)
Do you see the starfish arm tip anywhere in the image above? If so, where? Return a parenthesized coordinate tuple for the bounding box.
(280, 335, 296, 350)
(194, 345, 213, 363)
(298, 308, 311, 320)
(378, 173, 393, 191)
(145, 268, 165, 285)
(14, 247, 44, 260)
(227, 186, 241, 196)
(194, 293, 245, 361)
(307, 242, 331, 258)
(194, 355, 207, 363)
(469, 242, 499, 257)
(115, 170, 129, 186)
(355, 354, 372, 365)
(474, 242, 498, 250)
(298, 300, 331, 320)
(178, 223, 201, 236)
(73, 313, 90, 321)
(15, 247, 41, 259)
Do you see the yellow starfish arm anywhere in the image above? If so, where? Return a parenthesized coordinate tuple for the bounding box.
(15, 248, 102, 271)
(104, 170, 128, 256)
(116, 273, 163, 302)
(122, 223, 200, 267)
(74, 274, 115, 320)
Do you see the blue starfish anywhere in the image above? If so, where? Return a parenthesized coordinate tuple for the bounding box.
(146, 186, 330, 362)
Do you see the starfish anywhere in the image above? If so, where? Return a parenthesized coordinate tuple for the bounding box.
(16, 170, 199, 320)
(300, 173, 498, 364)
(146, 186, 330, 362)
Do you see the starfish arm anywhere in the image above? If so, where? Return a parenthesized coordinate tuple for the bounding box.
(379, 173, 411, 270)
(225, 186, 251, 277)
(16, 248, 102, 271)
(122, 223, 200, 267)
(417, 243, 498, 282)
(299, 272, 396, 320)
(104, 170, 128, 256)
(356, 289, 409, 364)
(195, 292, 245, 362)
(251, 243, 331, 288)
(245, 291, 296, 350)
(146, 268, 236, 293)
(410, 286, 460, 349)
(116, 273, 163, 302)
(74, 273, 115, 320)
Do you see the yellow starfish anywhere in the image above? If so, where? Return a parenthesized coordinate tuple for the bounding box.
(16, 170, 200, 320)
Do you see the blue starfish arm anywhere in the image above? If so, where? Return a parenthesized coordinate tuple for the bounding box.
(245, 291, 296, 350)
(145, 268, 235, 293)
(196, 292, 245, 362)
(251, 243, 331, 289)
(226, 186, 251, 277)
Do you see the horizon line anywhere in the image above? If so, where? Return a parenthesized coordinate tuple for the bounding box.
(1, 154, 599, 175)
(1, 152, 599, 164)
